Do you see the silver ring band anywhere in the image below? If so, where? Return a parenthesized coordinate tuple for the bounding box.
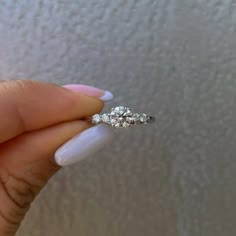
(92, 106, 155, 128)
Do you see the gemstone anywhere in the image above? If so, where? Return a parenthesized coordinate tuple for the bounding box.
(109, 106, 132, 128)
(127, 113, 140, 124)
(123, 122, 130, 128)
(113, 123, 121, 128)
(113, 106, 126, 115)
(92, 114, 101, 124)
(124, 108, 131, 116)
(140, 113, 148, 123)
(113, 121, 130, 128)
(102, 114, 111, 124)
(110, 118, 117, 125)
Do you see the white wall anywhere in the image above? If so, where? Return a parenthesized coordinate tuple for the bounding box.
(0, 0, 234, 235)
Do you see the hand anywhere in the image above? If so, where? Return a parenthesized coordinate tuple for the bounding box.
(0, 80, 113, 235)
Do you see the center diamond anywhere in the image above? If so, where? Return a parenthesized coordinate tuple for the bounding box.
(110, 106, 131, 128)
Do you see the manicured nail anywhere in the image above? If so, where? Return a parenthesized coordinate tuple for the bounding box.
(54, 124, 114, 166)
(62, 84, 113, 102)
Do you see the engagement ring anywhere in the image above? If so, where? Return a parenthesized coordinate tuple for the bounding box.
(92, 106, 155, 128)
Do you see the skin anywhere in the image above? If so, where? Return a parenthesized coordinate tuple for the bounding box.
(0, 80, 103, 235)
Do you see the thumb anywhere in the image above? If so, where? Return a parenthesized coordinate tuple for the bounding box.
(0, 80, 105, 143)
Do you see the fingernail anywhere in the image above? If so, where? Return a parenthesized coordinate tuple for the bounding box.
(54, 124, 114, 166)
(62, 84, 113, 102)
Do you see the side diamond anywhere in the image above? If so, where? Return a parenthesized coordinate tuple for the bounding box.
(127, 113, 140, 124)
(112, 121, 130, 128)
(92, 114, 101, 124)
(140, 113, 148, 123)
(102, 114, 111, 124)
(122, 122, 130, 128)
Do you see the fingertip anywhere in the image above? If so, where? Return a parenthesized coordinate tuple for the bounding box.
(54, 124, 114, 166)
(99, 91, 114, 102)
(62, 84, 114, 102)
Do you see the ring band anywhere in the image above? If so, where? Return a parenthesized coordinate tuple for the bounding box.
(92, 106, 155, 128)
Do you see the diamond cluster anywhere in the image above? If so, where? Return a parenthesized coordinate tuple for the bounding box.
(92, 106, 150, 128)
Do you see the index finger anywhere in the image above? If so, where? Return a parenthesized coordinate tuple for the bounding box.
(0, 80, 103, 143)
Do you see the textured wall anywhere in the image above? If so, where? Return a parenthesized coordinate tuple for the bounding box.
(0, 0, 235, 235)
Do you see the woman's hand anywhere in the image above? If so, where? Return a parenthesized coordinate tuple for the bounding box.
(0, 80, 113, 235)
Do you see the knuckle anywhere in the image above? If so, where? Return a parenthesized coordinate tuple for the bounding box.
(11, 79, 38, 91)
(0, 208, 19, 232)
(0, 171, 34, 232)
(0, 79, 39, 97)
(0, 171, 37, 210)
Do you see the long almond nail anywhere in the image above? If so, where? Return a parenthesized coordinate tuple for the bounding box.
(63, 84, 113, 102)
(54, 124, 114, 166)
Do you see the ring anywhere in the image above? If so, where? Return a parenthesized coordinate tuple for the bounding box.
(92, 106, 155, 128)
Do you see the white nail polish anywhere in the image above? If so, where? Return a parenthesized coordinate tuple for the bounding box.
(99, 91, 114, 102)
(54, 125, 114, 166)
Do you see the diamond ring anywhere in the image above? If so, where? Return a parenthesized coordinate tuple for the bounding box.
(91, 106, 155, 128)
